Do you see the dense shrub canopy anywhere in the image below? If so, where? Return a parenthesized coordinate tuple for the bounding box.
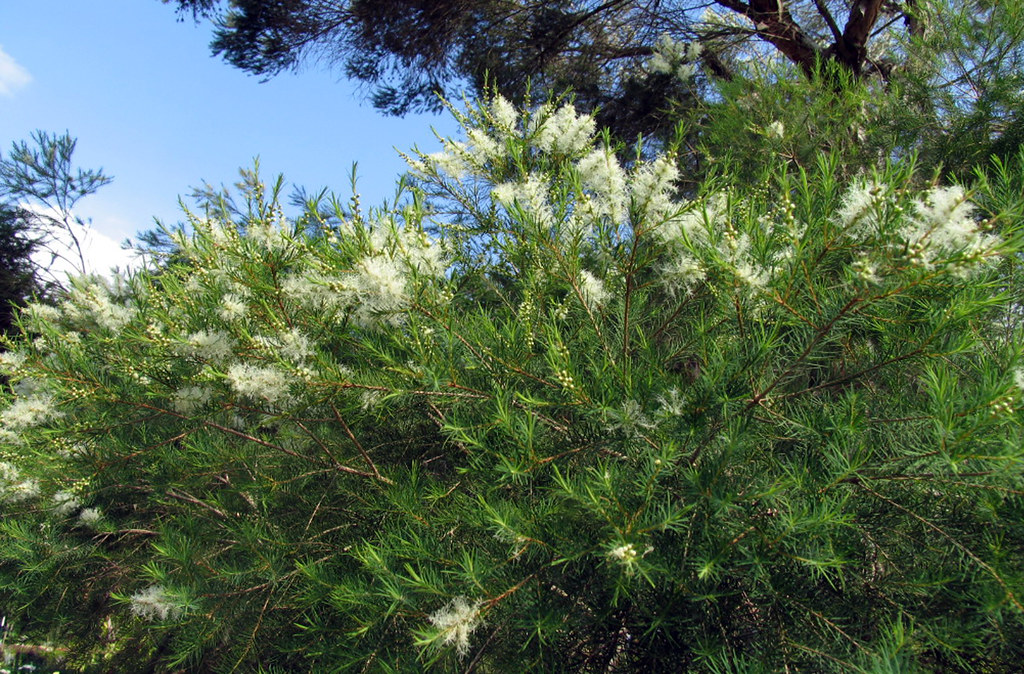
(2, 99, 1024, 671)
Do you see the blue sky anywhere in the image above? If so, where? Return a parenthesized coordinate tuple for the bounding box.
(0, 1, 459, 245)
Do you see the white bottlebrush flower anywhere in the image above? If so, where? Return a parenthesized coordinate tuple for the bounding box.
(605, 400, 656, 438)
(247, 218, 291, 251)
(577, 148, 627, 222)
(183, 330, 234, 363)
(630, 156, 680, 219)
(491, 182, 517, 208)
(490, 95, 519, 132)
(466, 128, 501, 162)
(901, 185, 997, 273)
(852, 256, 881, 284)
(0, 461, 18, 483)
(0, 350, 27, 373)
(21, 302, 61, 329)
(347, 255, 410, 328)
(1014, 368, 1024, 392)
(226, 363, 294, 404)
(838, 180, 886, 237)
(721, 233, 770, 290)
(578, 270, 611, 310)
(608, 541, 653, 576)
(427, 596, 486, 657)
(130, 585, 182, 621)
(219, 293, 248, 321)
(398, 227, 447, 277)
(492, 175, 556, 231)
(765, 120, 785, 139)
(256, 328, 314, 363)
(280, 272, 343, 312)
(359, 389, 383, 411)
(426, 142, 470, 180)
(699, 6, 755, 31)
(646, 34, 699, 80)
(656, 388, 687, 417)
(63, 277, 133, 331)
(660, 252, 705, 297)
(79, 507, 102, 525)
(657, 194, 724, 245)
(52, 490, 81, 516)
(533, 104, 596, 156)
(609, 543, 639, 563)
(2, 479, 39, 503)
(0, 461, 39, 503)
(276, 328, 313, 362)
(1, 393, 60, 431)
(171, 385, 214, 414)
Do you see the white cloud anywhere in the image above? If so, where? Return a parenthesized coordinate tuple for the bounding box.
(21, 204, 143, 283)
(0, 45, 32, 96)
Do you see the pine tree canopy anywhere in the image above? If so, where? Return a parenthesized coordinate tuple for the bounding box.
(164, 0, 1024, 171)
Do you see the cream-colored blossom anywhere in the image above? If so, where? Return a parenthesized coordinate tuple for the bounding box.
(765, 120, 785, 139)
(219, 294, 247, 321)
(578, 148, 627, 222)
(425, 142, 470, 180)
(721, 233, 770, 290)
(657, 195, 723, 245)
(901, 185, 997, 274)
(183, 330, 234, 363)
(492, 175, 555, 231)
(661, 252, 705, 297)
(52, 490, 81, 515)
(256, 328, 314, 363)
(397, 227, 447, 277)
(609, 543, 639, 563)
(490, 95, 519, 132)
(226, 363, 293, 404)
(2, 393, 60, 431)
(608, 541, 653, 576)
(579, 270, 611, 310)
(171, 385, 214, 414)
(534, 104, 596, 155)
(63, 277, 133, 331)
(0, 461, 39, 503)
(79, 507, 102, 525)
(0, 350, 27, 374)
(467, 128, 501, 162)
(838, 180, 886, 237)
(656, 388, 687, 417)
(630, 156, 680, 219)
(646, 34, 699, 80)
(347, 255, 410, 328)
(130, 585, 182, 621)
(21, 302, 61, 328)
(248, 218, 292, 251)
(428, 596, 486, 657)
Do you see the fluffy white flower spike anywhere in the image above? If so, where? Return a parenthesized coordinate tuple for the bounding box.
(533, 104, 596, 156)
(130, 585, 182, 621)
(427, 596, 486, 657)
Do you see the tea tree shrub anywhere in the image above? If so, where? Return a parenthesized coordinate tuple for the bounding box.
(2, 99, 1023, 672)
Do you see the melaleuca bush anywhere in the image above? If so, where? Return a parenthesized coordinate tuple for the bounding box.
(1, 98, 1023, 673)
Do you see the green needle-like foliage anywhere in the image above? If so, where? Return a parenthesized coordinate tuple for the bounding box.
(2, 97, 1024, 672)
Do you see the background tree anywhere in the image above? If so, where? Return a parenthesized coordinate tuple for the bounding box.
(0, 205, 38, 339)
(167, 1, 1024, 178)
(0, 131, 114, 288)
(165, 1, 907, 136)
